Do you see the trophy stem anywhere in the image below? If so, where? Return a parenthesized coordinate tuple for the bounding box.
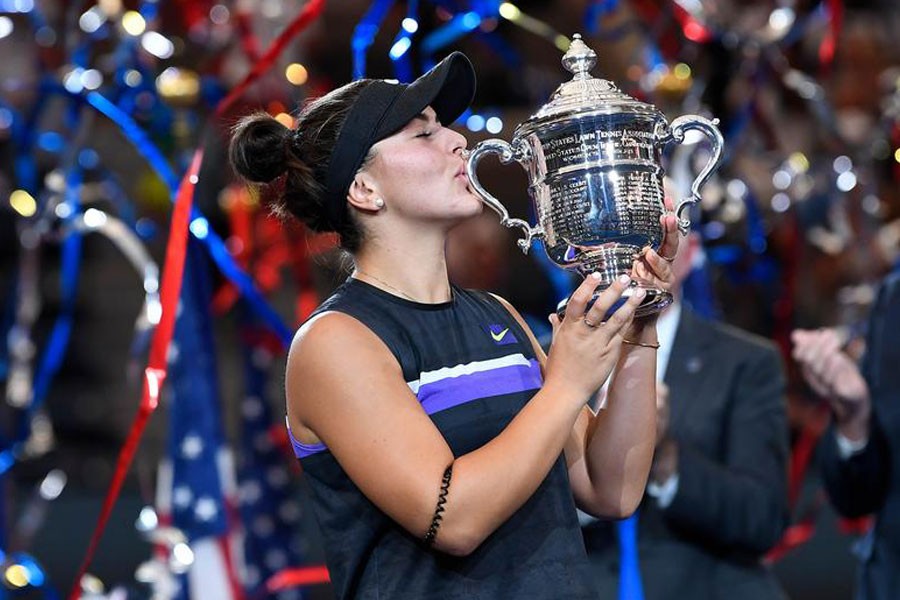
(555, 286, 672, 321)
(555, 246, 673, 320)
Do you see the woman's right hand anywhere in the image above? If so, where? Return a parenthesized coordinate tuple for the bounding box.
(545, 273, 646, 401)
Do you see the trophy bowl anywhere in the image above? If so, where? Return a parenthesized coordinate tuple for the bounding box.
(465, 34, 724, 318)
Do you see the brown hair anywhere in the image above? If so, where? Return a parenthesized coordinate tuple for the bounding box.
(228, 79, 376, 253)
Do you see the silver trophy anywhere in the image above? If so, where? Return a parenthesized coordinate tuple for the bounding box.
(465, 34, 724, 317)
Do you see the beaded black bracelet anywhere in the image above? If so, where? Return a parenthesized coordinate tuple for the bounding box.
(423, 464, 453, 546)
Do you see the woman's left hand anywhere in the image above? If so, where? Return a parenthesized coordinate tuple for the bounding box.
(630, 202, 679, 295)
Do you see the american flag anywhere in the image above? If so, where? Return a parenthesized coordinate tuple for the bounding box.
(235, 320, 304, 600)
(154, 240, 244, 600)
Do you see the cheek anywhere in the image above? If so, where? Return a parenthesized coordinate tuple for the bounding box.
(382, 155, 445, 191)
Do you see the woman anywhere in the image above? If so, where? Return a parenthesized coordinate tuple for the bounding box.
(230, 51, 678, 599)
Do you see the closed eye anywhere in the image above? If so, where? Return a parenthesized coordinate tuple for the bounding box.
(416, 131, 433, 138)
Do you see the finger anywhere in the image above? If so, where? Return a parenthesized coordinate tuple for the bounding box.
(595, 287, 646, 337)
(548, 313, 561, 337)
(805, 335, 840, 377)
(806, 330, 842, 369)
(582, 274, 632, 325)
(793, 330, 825, 364)
(801, 364, 832, 398)
(631, 258, 669, 294)
(630, 256, 649, 282)
(790, 329, 812, 348)
(822, 352, 855, 386)
(820, 329, 843, 353)
(663, 193, 675, 213)
(639, 248, 675, 289)
(658, 212, 680, 260)
(565, 272, 604, 321)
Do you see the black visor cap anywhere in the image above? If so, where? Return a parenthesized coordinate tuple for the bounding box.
(324, 52, 476, 228)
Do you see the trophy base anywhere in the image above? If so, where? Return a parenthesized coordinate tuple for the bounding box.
(555, 285, 673, 321)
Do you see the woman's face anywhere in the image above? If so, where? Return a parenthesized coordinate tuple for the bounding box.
(361, 106, 483, 225)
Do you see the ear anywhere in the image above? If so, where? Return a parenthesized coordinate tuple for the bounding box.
(346, 172, 383, 212)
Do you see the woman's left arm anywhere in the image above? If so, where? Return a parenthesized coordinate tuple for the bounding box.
(568, 212, 680, 516)
(495, 297, 657, 519)
(564, 316, 659, 518)
(506, 212, 678, 518)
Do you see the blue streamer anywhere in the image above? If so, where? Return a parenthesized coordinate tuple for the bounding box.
(389, 0, 419, 82)
(0, 97, 38, 195)
(352, 0, 397, 79)
(193, 209, 293, 346)
(584, 0, 621, 35)
(0, 83, 295, 473)
(616, 510, 644, 600)
(420, 10, 484, 56)
(4, 165, 83, 474)
(96, 168, 141, 229)
(473, 29, 521, 68)
(58, 86, 293, 342)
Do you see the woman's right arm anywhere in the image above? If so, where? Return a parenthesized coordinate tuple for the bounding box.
(287, 274, 639, 556)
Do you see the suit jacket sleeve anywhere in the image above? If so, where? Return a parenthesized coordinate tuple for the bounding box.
(661, 343, 790, 555)
(819, 272, 900, 518)
(819, 417, 890, 518)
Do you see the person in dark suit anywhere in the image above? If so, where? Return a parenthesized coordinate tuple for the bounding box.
(582, 234, 790, 599)
(792, 270, 900, 600)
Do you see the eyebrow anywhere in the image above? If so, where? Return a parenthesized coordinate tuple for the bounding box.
(411, 111, 439, 125)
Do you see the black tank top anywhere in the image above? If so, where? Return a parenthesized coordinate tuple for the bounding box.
(288, 278, 596, 599)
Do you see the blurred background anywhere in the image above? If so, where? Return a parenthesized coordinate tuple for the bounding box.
(0, 0, 898, 598)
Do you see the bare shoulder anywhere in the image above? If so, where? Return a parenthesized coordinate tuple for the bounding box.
(286, 311, 403, 428)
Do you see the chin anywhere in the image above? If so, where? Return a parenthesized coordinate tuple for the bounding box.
(462, 193, 484, 216)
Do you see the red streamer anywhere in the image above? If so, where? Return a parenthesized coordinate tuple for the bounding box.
(69, 1, 328, 595)
(765, 518, 817, 564)
(215, 0, 326, 119)
(818, 0, 844, 74)
(265, 565, 331, 593)
(68, 149, 205, 600)
(669, 2, 713, 44)
(235, 9, 262, 63)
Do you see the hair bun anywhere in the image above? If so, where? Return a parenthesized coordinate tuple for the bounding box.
(229, 112, 290, 183)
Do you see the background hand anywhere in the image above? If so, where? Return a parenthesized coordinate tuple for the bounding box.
(791, 328, 871, 439)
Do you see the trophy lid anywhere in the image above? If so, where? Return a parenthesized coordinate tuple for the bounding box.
(518, 34, 663, 135)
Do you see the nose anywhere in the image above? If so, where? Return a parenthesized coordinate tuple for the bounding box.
(448, 128, 468, 156)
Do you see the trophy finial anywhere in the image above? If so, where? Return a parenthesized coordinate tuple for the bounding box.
(562, 33, 597, 78)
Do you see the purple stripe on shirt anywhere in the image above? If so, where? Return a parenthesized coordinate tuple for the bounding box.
(286, 418, 328, 458)
(418, 359, 543, 415)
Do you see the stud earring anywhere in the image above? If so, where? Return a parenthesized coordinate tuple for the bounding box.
(373, 198, 385, 209)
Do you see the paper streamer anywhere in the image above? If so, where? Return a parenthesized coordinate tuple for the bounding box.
(69, 1, 326, 593)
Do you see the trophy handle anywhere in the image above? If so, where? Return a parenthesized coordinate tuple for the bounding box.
(661, 115, 724, 235)
(465, 138, 544, 253)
